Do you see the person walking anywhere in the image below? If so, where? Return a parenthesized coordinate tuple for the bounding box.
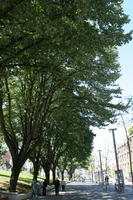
(32, 179, 37, 197)
(36, 181, 41, 196)
(54, 178, 60, 195)
(61, 179, 66, 191)
(42, 179, 47, 196)
(105, 175, 109, 184)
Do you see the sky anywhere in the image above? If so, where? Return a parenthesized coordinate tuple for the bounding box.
(117, 0, 133, 96)
(93, 0, 133, 163)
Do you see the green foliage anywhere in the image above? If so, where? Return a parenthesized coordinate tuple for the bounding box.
(85, 156, 95, 171)
(0, 0, 132, 70)
(0, 0, 132, 191)
(129, 125, 133, 135)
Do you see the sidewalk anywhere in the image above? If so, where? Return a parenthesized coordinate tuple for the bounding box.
(27, 183, 133, 200)
(124, 183, 133, 194)
(103, 182, 133, 193)
(102, 183, 133, 199)
(27, 185, 54, 200)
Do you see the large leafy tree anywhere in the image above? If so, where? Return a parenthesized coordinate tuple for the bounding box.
(0, 67, 62, 191)
(0, 0, 132, 192)
(28, 71, 96, 183)
(0, 0, 132, 69)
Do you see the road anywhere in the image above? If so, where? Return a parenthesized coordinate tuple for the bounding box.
(30, 181, 133, 200)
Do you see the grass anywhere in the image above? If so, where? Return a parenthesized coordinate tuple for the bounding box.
(0, 170, 44, 193)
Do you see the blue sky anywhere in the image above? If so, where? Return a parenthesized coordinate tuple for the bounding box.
(93, 1, 133, 159)
(117, 0, 133, 97)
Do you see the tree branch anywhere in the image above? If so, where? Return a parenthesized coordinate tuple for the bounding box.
(5, 78, 14, 135)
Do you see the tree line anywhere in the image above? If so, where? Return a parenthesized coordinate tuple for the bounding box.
(0, 0, 132, 192)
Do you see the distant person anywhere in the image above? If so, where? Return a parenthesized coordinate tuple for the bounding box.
(105, 175, 109, 184)
(32, 179, 37, 197)
(42, 178, 47, 196)
(54, 178, 60, 195)
(36, 181, 41, 196)
(61, 179, 66, 191)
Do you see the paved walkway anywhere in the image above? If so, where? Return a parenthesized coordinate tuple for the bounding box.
(28, 181, 133, 200)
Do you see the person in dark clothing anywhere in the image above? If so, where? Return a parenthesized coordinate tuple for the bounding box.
(42, 179, 47, 196)
(54, 178, 60, 195)
(32, 179, 37, 197)
(105, 175, 109, 184)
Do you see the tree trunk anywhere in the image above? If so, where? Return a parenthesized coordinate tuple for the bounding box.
(44, 168, 50, 185)
(61, 170, 64, 180)
(67, 169, 75, 181)
(33, 161, 40, 181)
(9, 151, 29, 192)
(9, 165, 21, 192)
(69, 172, 73, 181)
(92, 171, 94, 182)
(52, 168, 56, 184)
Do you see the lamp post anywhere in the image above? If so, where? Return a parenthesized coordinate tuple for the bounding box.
(109, 128, 121, 191)
(98, 150, 104, 185)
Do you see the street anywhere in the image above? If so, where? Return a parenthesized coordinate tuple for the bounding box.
(30, 181, 133, 200)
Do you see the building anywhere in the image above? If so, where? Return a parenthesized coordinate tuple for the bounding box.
(117, 134, 133, 180)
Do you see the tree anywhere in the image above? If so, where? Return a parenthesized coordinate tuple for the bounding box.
(29, 145, 42, 181)
(129, 125, 133, 135)
(0, 0, 132, 191)
(85, 156, 95, 182)
(0, 68, 62, 191)
(0, 0, 132, 70)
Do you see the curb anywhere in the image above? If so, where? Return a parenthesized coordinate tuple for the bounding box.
(0, 190, 32, 200)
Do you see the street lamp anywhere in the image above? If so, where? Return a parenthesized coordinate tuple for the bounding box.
(109, 128, 121, 191)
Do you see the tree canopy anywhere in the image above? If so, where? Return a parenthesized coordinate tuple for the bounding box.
(0, 0, 132, 192)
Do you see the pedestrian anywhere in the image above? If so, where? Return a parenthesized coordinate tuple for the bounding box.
(32, 179, 37, 197)
(36, 181, 41, 196)
(42, 178, 47, 196)
(105, 175, 109, 184)
(54, 178, 60, 195)
(61, 179, 66, 191)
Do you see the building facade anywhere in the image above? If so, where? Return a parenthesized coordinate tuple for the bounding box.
(117, 134, 133, 180)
